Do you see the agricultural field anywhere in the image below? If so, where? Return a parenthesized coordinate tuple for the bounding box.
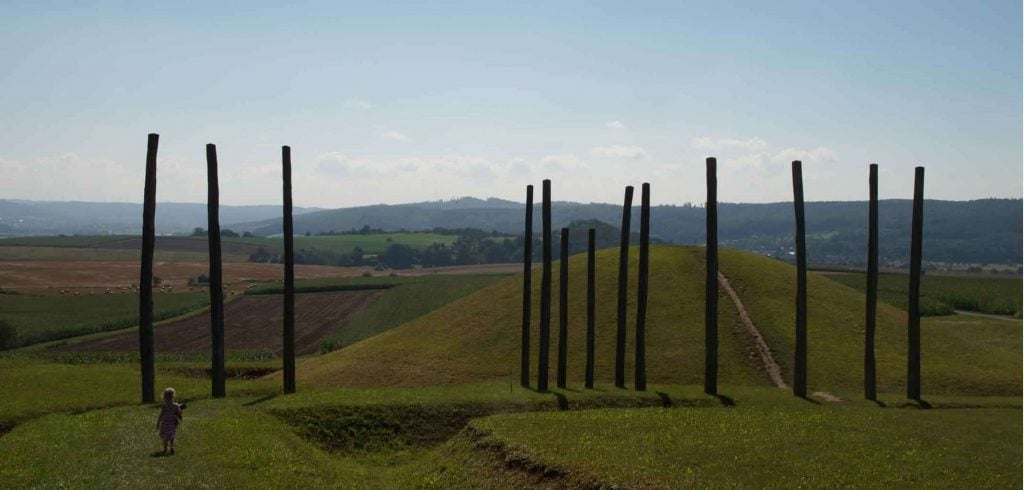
(1, 246, 1020, 487)
(53, 290, 385, 356)
(822, 270, 1022, 317)
(0, 292, 209, 349)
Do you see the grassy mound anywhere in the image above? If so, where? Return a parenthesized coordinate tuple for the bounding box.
(290, 245, 770, 389)
(291, 246, 1021, 397)
(719, 250, 1022, 396)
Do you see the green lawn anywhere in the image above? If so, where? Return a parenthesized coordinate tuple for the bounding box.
(0, 292, 209, 349)
(823, 271, 1022, 317)
(466, 399, 1022, 488)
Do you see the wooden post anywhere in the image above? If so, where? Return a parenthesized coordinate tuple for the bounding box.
(537, 179, 552, 391)
(907, 166, 925, 400)
(704, 158, 719, 395)
(139, 133, 158, 404)
(615, 186, 634, 388)
(635, 183, 650, 391)
(206, 144, 226, 398)
(585, 228, 596, 389)
(282, 146, 296, 394)
(865, 163, 879, 400)
(792, 160, 807, 398)
(557, 227, 569, 389)
(521, 185, 533, 387)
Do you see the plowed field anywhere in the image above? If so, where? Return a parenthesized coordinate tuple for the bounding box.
(54, 290, 383, 356)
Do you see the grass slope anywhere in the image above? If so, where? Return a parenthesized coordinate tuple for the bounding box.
(823, 271, 1022, 317)
(719, 249, 1022, 396)
(292, 245, 770, 389)
(465, 401, 1022, 487)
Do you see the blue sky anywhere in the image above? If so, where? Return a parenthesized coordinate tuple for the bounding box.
(1, 1, 1020, 207)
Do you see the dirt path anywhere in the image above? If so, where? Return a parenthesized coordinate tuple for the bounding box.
(52, 290, 383, 356)
(717, 272, 788, 389)
(954, 310, 1021, 323)
(718, 272, 842, 402)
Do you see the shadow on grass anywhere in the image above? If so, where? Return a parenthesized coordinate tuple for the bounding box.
(553, 393, 569, 410)
(242, 394, 278, 407)
(713, 394, 736, 407)
(656, 391, 672, 407)
(149, 451, 172, 458)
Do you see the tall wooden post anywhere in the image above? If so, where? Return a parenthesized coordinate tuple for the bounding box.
(537, 179, 552, 391)
(139, 133, 158, 404)
(615, 186, 634, 388)
(907, 166, 925, 400)
(585, 228, 596, 389)
(704, 158, 719, 395)
(206, 144, 226, 398)
(635, 183, 650, 391)
(520, 185, 533, 387)
(282, 146, 296, 394)
(792, 160, 808, 398)
(865, 163, 879, 400)
(557, 227, 569, 389)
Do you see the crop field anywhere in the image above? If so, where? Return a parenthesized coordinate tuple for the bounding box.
(0, 247, 1020, 488)
(0, 292, 209, 349)
(53, 290, 384, 356)
(822, 271, 1023, 317)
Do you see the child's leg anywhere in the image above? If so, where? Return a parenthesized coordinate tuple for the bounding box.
(169, 437, 175, 454)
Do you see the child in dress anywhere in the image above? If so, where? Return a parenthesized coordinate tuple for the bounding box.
(157, 387, 185, 454)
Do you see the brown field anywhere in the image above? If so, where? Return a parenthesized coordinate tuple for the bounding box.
(53, 290, 383, 356)
(0, 260, 369, 293)
(0, 261, 517, 294)
(98, 236, 265, 256)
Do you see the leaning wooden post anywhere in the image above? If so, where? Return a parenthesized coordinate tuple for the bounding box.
(704, 158, 719, 395)
(585, 228, 596, 389)
(791, 160, 808, 398)
(537, 179, 552, 391)
(907, 166, 925, 400)
(520, 185, 533, 387)
(865, 163, 879, 400)
(206, 144, 226, 398)
(635, 183, 650, 391)
(139, 133, 158, 404)
(615, 186, 634, 388)
(282, 146, 296, 394)
(557, 227, 569, 389)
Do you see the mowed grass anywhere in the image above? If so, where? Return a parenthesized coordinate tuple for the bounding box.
(719, 249, 1022, 397)
(823, 271, 1022, 317)
(292, 245, 771, 389)
(315, 274, 510, 352)
(0, 292, 210, 348)
(466, 400, 1022, 488)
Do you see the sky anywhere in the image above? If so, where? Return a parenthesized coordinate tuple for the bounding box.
(0, 1, 1020, 208)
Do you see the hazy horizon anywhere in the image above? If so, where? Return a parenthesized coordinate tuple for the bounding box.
(2, 2, 1020, 208)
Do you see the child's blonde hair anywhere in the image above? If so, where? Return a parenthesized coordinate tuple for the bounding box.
(163, 387, 175, 403)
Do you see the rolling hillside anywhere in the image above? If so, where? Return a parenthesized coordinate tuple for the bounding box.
(288, 246, 1021, 396)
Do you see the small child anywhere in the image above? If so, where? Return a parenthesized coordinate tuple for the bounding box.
(157, 387, 185, 455)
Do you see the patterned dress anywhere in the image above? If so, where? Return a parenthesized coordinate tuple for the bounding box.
(158, 403, 183, 441)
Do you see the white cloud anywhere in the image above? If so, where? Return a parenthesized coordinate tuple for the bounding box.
(343, 99, 374, 110)
(380, 130, 411, 143)
(591, 145, 649, 160)
(606, 120, 626, 130)
(691, 136, 768, 152)
(540, 154, 587, 171)
(771, 147, 838, 164)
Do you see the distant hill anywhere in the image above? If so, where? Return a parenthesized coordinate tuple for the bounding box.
(232, 197, 1022, 266)
(0, 200, 320, 236)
